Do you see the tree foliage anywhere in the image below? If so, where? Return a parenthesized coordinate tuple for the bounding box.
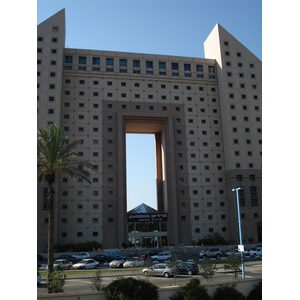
(224, 252, 242, 279)
(37, 124, 97, 292)
(47, 271, 66, 293)
(212, 285, 245, 300)
(199, 259, 218, 282)
(170, 278, 211, 300)
(247, 281, 262, 300)
(105, 277, 158, 300)
(91, 269, 102, 291)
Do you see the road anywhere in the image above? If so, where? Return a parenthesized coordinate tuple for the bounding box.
(37, 261, 262, 296)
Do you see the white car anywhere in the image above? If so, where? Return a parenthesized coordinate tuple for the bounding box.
(249, 247, 262, 257)
(73, 252, 91, 260)
(150, 252, 172, 262)
(123, 258, 145, 268)
(73, 259, 99, 269)
(109, 257, 127, 268)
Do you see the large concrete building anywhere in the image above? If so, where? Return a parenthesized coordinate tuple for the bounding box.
(37, 9, 262, 252)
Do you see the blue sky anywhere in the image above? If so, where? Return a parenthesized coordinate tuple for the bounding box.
(37, 0, 262, 211)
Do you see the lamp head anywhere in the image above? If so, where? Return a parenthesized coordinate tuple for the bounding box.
(232, 186, 243, 191)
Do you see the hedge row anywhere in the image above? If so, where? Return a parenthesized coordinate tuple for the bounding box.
(53, 241, 102, 252)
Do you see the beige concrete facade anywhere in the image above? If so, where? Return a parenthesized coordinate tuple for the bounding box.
(37, 10, 262, 252)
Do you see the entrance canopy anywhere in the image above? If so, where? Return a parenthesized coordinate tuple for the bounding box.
(127, 203, 168, 222)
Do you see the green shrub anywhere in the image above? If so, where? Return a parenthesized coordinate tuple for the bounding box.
(212, 285, 245, 300)
(47, 270, 66, 293)
(105, 277, 158, 300)
(170, 278, 211, 300)
(247, 281, 262, 300)
(91, 269, 102, 291)
(54, 241, 102, 252)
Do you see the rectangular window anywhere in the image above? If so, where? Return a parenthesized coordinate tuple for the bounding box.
(92, 57, 100, 65)
(133, 60, 140, 68)
(78, 56, 86, 64)
(208, 66, 215, 73)
(184, 64, 191, 71)
(106, 58, 114, 66)
(120, 59, 127, 66)
(170, 63, 178, 70)
(159, 62, 166, 69)
(146, 61, 153, 68)
(196, 65, 203, 72)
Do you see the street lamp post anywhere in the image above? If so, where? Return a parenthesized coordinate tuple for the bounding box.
(232, 186, 245, 279)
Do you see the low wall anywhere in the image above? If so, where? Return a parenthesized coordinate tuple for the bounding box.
(37, 276, 262, 300)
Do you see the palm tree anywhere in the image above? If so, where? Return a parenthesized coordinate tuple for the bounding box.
(37, 124, 97, 289)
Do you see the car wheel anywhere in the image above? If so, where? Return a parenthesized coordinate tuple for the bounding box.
(216, 254, 220, 259)
(202, 255, 207, 259)
(164, 272, 170, 278)
(144, 271, 148, 277)
(82, 266, 86, 270)
(68, 265, 72, 270)
(187, 270, 192, 275)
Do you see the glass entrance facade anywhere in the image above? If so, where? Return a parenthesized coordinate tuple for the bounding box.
(127, 203, 168, 248)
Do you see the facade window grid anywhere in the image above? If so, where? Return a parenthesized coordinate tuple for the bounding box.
(37, 12, 262, 250)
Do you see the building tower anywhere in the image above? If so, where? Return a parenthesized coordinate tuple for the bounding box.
(37, 10, 262, 252)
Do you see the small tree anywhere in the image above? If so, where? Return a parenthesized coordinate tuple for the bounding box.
(47, 271, 66, 293)
(199, 259, 218, 282)
(91, 269, 102, 291)
(224, 252, 242, 279)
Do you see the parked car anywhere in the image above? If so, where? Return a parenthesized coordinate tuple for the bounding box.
(106, 251, 121, 259)
(225, 248, 249, 257)
(175, 262, 199, 275)
(123, 258, 145, 268)
(145, 250, 162, 258)
(37, 271, 42, 284)
(46, 259, 73, 270)
(109, 257, 127, 268)
(56, 254, 77, 263)
(93, 254, 112, 263)
(249, 247, 262, 257)
(142, 263, 175, 278)
(150, 252, 172, 262)
(73, 252, 91, 260)
(73, 259, 99, 269)
(199, 248, 223, 259)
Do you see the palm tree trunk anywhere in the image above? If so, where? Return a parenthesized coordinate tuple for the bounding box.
(47, 178, 55, 290)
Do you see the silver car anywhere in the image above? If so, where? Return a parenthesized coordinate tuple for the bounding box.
(46, 259, 73, 270)
(142, 263, 175, 278)
(199, 247, 223, 259)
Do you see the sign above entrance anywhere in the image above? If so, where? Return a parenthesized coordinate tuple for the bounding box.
(127, 213, 168, 222)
